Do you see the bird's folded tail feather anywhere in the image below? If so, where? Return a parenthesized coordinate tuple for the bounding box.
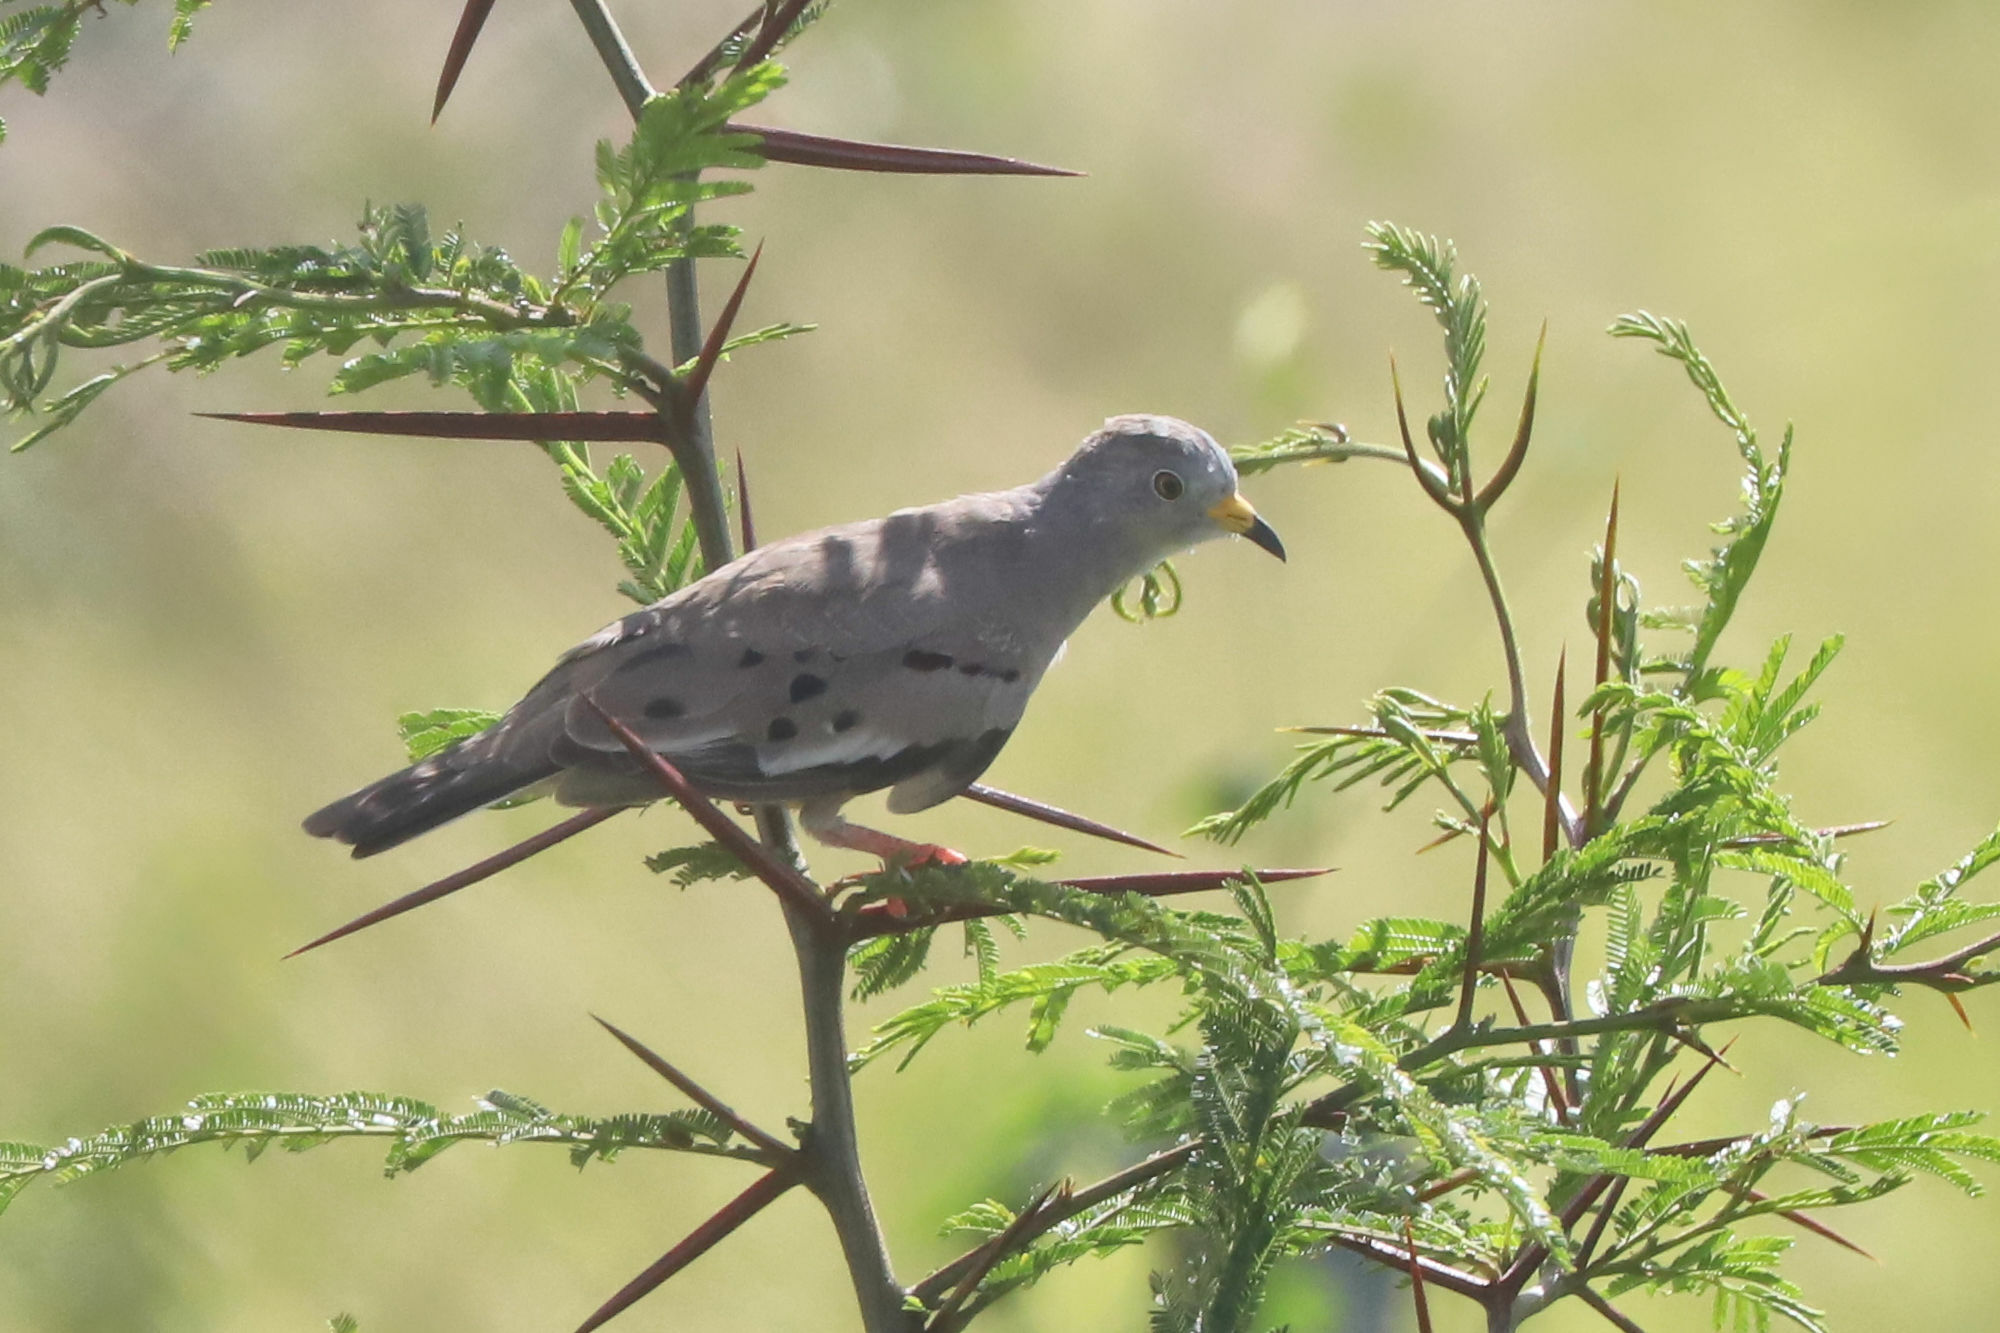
(302, 730, 557, 859)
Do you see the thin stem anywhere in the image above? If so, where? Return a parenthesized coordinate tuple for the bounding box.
(568, 0, 655, 116)
(784, 898, 914, 1331)
(568, 0, 734, 570)
(664, 255, 733, 566)
(1460, 507, 1561, 818)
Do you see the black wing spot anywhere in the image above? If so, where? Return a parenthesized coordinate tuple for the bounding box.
(643, 696, 686, 720)
(997, 668, 1021, 683)
(767, 717, 798, 742)
(903, 649, 954, 672)
(832, 709, 860, 733)
(790, 673, 828, 703)
(737, 648, 766, 669)
(957, 662, 984, 677)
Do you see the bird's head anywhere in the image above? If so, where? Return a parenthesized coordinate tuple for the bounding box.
(1054, 414, 1286, 563)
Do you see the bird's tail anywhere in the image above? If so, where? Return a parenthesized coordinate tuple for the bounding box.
(302, 728, 556, 858)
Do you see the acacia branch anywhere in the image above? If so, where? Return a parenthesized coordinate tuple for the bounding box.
(1301, 997, 1748, 1126)
(909, 1142, 1198, 1306)
(1388, 353, 1579, 848)
(1319, 1228, 1494, 1299)
(1818, 923, 2000, 992)
(925, 1180, 1070, 1333)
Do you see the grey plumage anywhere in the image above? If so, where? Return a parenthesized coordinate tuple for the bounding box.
(304, 414, 1283, 860)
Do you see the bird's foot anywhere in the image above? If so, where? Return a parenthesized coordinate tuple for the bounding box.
(889, 842, 969, 870)
(797, 804, 968, 871)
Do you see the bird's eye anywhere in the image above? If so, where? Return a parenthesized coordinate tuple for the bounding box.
(1152, 469, 1185, 501)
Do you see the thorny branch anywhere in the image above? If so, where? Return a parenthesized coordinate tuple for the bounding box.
(564, 4, 907, 1328)
(1388, 336, 1580, 849)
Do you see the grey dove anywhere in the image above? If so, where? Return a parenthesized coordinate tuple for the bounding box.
(304, 414, 1284, 864)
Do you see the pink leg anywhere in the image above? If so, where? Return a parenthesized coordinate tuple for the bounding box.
(798, 801, 967, 868)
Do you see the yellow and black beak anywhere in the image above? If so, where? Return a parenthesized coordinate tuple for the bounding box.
(1208, 493, 1286, 561)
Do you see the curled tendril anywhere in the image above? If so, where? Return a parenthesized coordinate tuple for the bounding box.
(1111, 560, 1183, 623)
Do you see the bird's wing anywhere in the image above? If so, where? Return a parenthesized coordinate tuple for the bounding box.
(494, 498, 1047, 809)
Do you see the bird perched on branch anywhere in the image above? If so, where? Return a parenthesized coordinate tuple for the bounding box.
(304, 414, 1284, 865)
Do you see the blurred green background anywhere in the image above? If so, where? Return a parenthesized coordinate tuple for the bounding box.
(5, 2, 2000, 1329)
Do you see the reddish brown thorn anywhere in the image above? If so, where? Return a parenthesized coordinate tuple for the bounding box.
(1414, 1168, 1479, 1203)
(573, 1166, 797, 1333)
(1455, 812, 1493, 1032)
(1664, 1025, 1737, 1071)
(1060, 867, 1327, 895)
(735, 448, 757, 551)
(737, 124, 1083, 177)
(928, 1180, 1071, 1331)
(1856, 906, 1879, 956)
(1529, 1039, 1734, 1291)
(578, 696, 830, 923)
(959, 783, 1181, 858)
(1474, 320, 1545, 512)
(909, 1142, 1197, 1306)
(1415, 824, 1468, 856)
(1573, 1285, 1646, 1333)
(1946, 991, 1976, 1033)
(1583, 481, 1621, 837)
(1403, 1219, 1435, 1333)
(1623, 1039, 1734, 1154)
(1544, 649, 1567, 862)
(287, 807, 624, 958)
(733, 0, 815, 71)
(200, 410, 661, 442)
(591, 1015, 795, 1161)
(1572, 1174, 1629, 1272)
(678, 3, 766, 88)
(1064, 868, 1328, 888)
(682, 242, 764, 407)
(846, 868, 1331, 937)
(1391, 354, 1457, 510)
(433, 0, 497, 123)
(1653, 1125, 1857, 1159)
(1740, 1187, 1877, 1260)
(1499, 972, 1570, 1122)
